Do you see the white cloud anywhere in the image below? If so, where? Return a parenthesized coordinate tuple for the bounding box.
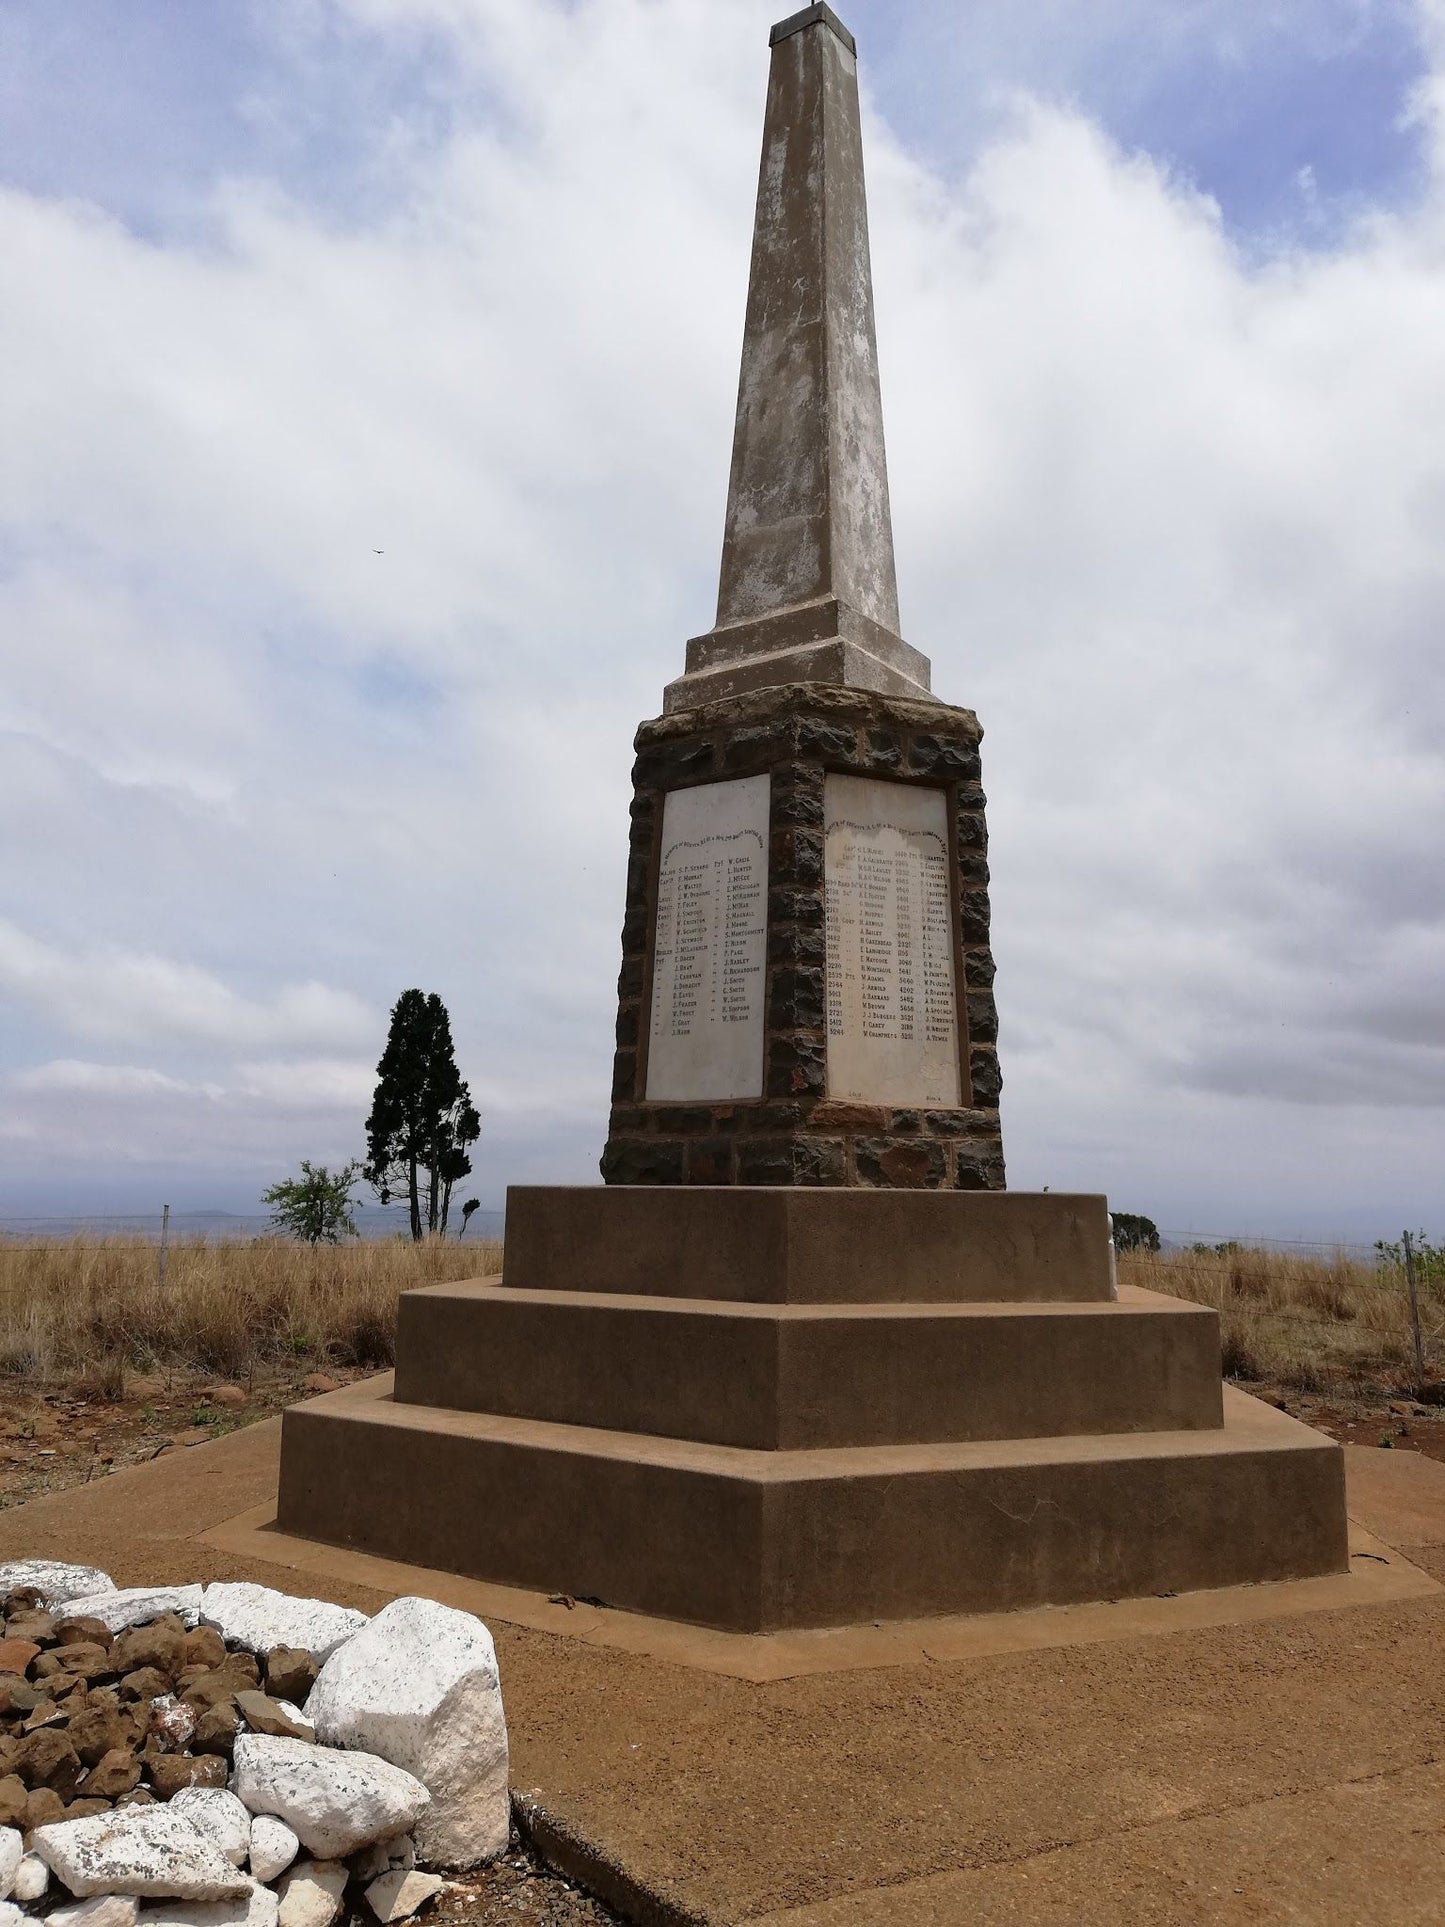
(0, 0, 1443, 1236)
(0, 922, 375, 1051)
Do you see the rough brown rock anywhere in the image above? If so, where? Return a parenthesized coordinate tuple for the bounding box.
(21, 1785, 65, 1831)
(81, 1748, 141, 1799)
(183, 1627, 228, 1672)
(67, 1702, 137, 1768)
(0, 1639, 40, 1676)
(234, 1691, 313, 1740)
(0, 1774, 24, 1827)
(2, 1590, 43, 1617)
(119, 1667, 169, 1703)
(191, 1704, 239, 1758)
(112, 1622, 186, 1681)
(4, 1611, 54, 1644)
(62, 1795, 113, 1819)
(264, 1648, 318, 1706)
(17, 1728, 81, 1795)
(55, 1617, 114, 1650)
(147, 1753, 228, 1798)
(0, 1676, 39, 1717)
(34, 1642, 113, 1684)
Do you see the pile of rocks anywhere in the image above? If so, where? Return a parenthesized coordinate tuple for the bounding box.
(0, 1563, 509, 1927)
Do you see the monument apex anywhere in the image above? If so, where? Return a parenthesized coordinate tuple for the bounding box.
(665, 2, 929, 714)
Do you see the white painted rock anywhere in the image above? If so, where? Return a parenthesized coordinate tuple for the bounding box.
(48, 1901, 139, 1927)
(351, 1836, 414, 1881)
(33, 1808, 251, 1900)
(138, 1882, 278, 1927)
(61, 1587, 205, 1633)
(13, 1853, 48, 1903)
(170, 1790, 252, 1868)
(231, 1736, 429, 1861)
(247, 1815, 299, 1884)
(0, 1561, 113, 1606)
(0, 1903, 21, 1927)
(308, 1596, 508, 1868)
(199, 1586, 365, 1664)
(276, 1861, 346, 1927)
(0, 1829, 21, 1901)
(364, 1871, 444, 1923)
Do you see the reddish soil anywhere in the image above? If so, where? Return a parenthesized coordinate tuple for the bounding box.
(0, 1368, 371, 1510)
(1258, 1381, 1445, 1463)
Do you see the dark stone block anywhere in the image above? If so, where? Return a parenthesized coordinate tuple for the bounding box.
(618, 953, 644, 1000)
(854, 1137, 947, 1188)
(794, 1137, 847, 1184)
(653, 1106, 718, 1135)
(771, 779, 825, 829)
(789, 830, 823, 888)
(965, 990, 998, 1045)
(908, 736, 982, 781)
(686, 1139, 735, 1184)
(954, 811, 988, 852)
(600, 1138, 685, 1185)
(769, 885, 825, 927)
(606, 1104, 650, 1135)
(768, 965, 826, 1031)
(923, 1109, 992, 1137)
(963, 951, 996, 989)
(767, 1034, 827, 1098)
(615, 1004, 639, 1049)
(721, 722, 793, 773)
(955, 851, 990, 887)
(796, 717, 858, 760)
(864, 730, 901, 770)
(625, 851, 650, 901)
(887, 1109, 922, 1135)
(610, 1050, 637, 1102)
(954, 1144, 1007, 1191)
(959, 889, 992, 945)
(735, 1140, 799, 1186)
(970, 1047, 1003, 1106)
(621, 907, 648, 955)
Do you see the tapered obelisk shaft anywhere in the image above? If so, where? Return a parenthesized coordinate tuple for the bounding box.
(665, 3, 930, 713)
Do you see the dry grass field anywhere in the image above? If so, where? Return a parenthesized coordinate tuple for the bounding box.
(0, 1232, 1436, 1401)
(1122, 1242, 1443, 1398)
(0, 1234, 502, 1389)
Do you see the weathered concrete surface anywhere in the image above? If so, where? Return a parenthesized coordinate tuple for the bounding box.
(0, 1424, 1441, 1924)
(666, 6, 927, 711)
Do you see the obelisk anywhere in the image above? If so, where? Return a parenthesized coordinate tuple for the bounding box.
(274, 6, 1350, 1641)
(603, 0, 1005, 1190)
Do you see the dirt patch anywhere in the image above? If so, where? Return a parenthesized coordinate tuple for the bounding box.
(0, 1369, 367, 1509)
(436, 1846, 622, 1926)
(1256, 1381, 1445, 1462)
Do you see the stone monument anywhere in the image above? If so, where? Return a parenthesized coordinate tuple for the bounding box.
(275, 4, 1350, 1633)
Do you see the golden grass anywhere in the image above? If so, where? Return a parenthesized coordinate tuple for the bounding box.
(0, 1233, 1437, 1402)
(0, 1236, 502, 1388)
(1121, 1244, 1444, 1395)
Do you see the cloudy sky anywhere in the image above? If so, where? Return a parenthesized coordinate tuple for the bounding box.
(2, 0, 1442, 1242)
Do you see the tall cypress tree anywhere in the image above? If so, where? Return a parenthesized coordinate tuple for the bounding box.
(363, 990, 480, 1240)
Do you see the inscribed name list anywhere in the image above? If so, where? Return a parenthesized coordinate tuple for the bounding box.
(646, 774, 770, 1102)
(824, 774, 961, 1106)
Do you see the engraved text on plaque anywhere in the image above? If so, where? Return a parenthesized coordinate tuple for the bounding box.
(824, 773, 961, 1105)
(646, 774, 770, 1101)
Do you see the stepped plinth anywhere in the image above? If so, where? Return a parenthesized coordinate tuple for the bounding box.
(277, 1188, 1347, 1633)
(274, 6, 1349, 1637)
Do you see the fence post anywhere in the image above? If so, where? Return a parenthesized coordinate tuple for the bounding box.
(159, 1203, 170, 1287)
(1403, 1230, 1426, 1380)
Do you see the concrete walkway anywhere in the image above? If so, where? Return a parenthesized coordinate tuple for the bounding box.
(2, 1419, 1443, 1925)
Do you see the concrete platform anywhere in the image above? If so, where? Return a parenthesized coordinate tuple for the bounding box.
(278, 1378, 1346, 1631)
(395, 1281, 1224, 1447)
(0, 1422, 1441, 1923)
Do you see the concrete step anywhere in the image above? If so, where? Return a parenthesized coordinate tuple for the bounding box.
(394, 1281, 1224, 1448)
(501, 1186, 1114, 1303)
(276, 1380, 1348, 1633)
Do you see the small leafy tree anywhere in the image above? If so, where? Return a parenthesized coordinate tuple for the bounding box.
(458, 1198, 481, 1238)
(1111, 1212, 1161, 1253)
(262, 1160, 362, 1244)
(363, 990, 481, 1240)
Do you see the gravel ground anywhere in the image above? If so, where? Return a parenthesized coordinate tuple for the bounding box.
(425, 1844, 623, 1926)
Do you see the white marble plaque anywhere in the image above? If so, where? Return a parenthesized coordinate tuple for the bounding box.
(645, 774, 770, 1102)
(824, 774, 961, 1106)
